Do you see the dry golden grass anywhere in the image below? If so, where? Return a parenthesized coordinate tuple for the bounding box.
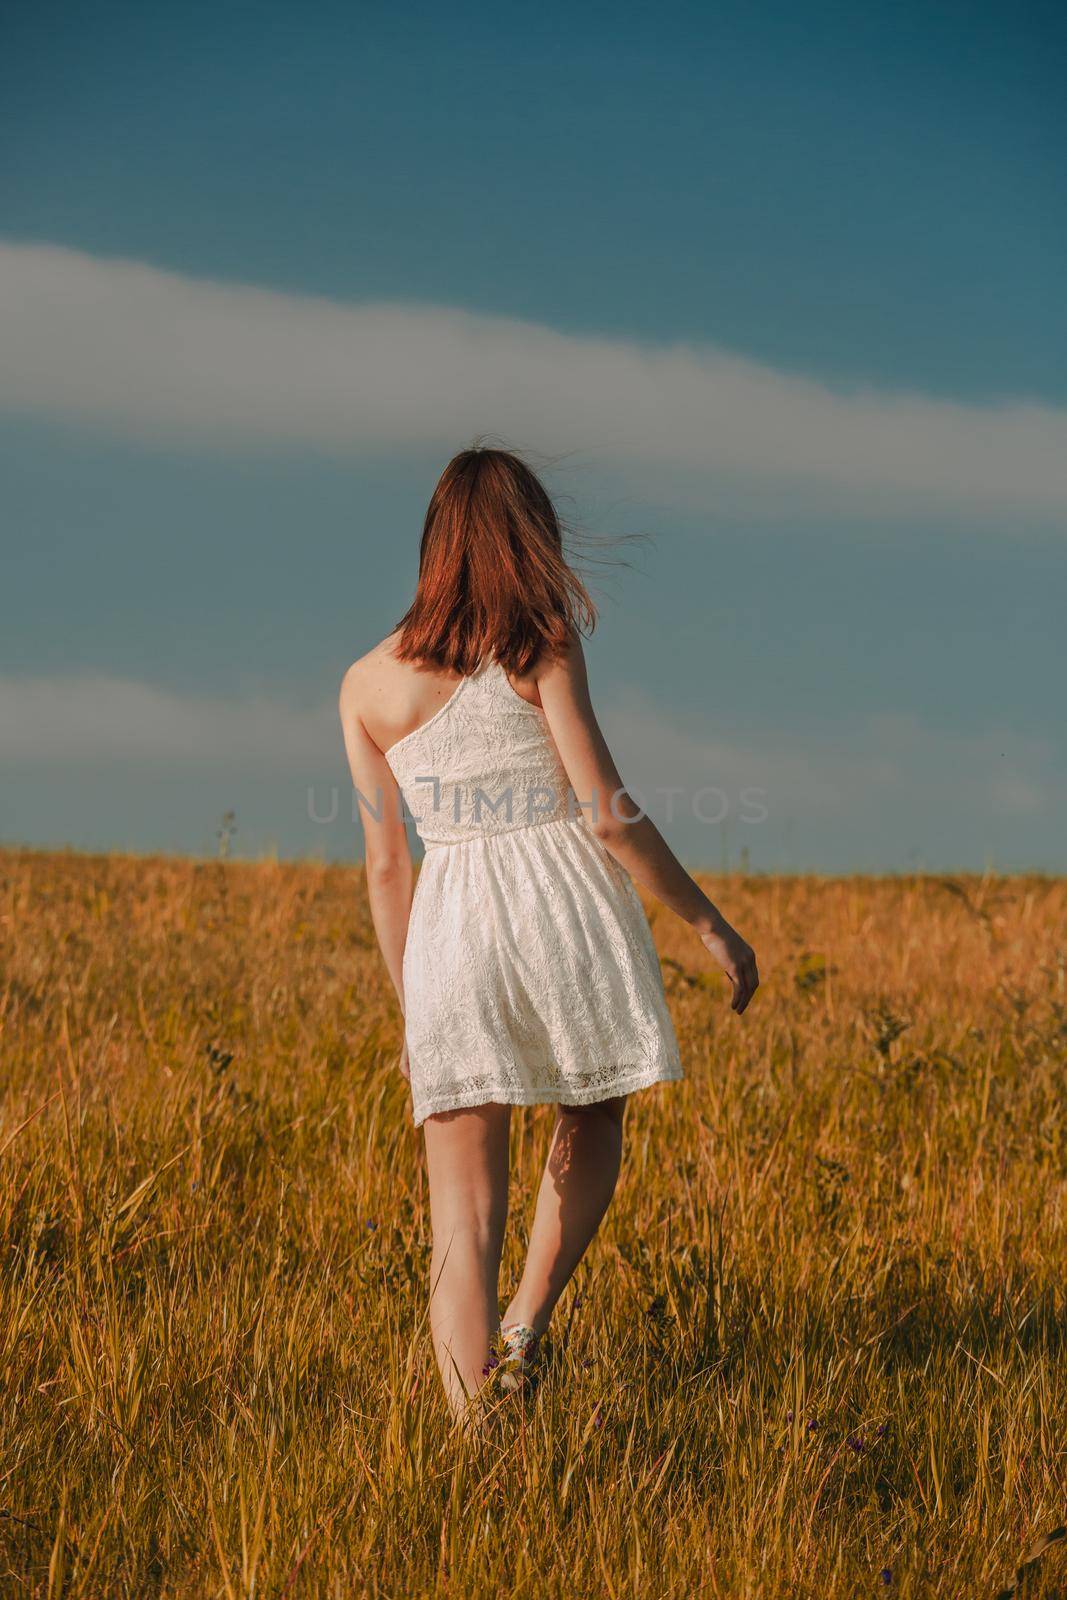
(1, 848, 1066, 1598)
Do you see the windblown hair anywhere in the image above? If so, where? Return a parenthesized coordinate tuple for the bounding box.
(395, 446, 596, 677)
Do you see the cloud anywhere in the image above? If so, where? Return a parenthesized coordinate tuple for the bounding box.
(2, 241, 1066, 518)
(600, 692, 1061, 855)
(3, 675, 1058, 869)
(0, 674, 339, 771)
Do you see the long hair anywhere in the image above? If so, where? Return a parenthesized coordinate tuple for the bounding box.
(395, 446, 596, 676)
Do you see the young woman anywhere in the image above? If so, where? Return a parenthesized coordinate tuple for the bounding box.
(339, 447, 758, 1420)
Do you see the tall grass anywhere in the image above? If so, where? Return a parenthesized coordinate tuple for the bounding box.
(1, 849, 1065, 1597)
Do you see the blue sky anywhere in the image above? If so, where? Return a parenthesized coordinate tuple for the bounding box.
(1, 0, 1065, 870)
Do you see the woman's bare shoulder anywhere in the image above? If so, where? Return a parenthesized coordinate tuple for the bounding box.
(338, 631, 404, 713)
(533, 630, 589, 687)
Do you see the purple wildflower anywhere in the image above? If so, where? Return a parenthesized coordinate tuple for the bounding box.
(880, 1569, 892, 1586)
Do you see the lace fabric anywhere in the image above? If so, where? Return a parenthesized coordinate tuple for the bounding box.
(386, 660, 684, 1126)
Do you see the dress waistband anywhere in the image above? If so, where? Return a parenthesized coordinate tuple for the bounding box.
(420, 813, 583, 853)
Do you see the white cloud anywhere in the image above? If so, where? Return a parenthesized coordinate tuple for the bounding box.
(3, 674, 1057, 843)
(601, 693, 1059, 837)
(2, 241, 1066, 518)
(0, 674, 338, 770)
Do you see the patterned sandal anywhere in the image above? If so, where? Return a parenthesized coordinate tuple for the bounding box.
(497, 1322, 542, 1392)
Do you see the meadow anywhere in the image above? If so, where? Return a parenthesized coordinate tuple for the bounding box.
(1, 847, 1065, 1598)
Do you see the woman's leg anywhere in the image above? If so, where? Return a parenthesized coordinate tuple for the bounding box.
(421, 1102, 511, 1416)
(502, 1096, 626, 1337)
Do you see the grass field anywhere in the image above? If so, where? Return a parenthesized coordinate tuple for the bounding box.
(1, 848, 1065, 1598)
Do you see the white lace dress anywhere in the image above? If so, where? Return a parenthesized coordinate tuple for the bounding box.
(385, 659, 684, 1126)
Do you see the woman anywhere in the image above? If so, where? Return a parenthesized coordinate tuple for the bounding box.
(339, 446, 758, 1420)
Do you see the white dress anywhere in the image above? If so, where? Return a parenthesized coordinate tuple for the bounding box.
(385, 659, 684, 1126)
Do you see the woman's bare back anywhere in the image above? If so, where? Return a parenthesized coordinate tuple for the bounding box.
(343, 631, 543, 758)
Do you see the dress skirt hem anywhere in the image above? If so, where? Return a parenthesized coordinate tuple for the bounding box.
(411, 1060, 684, 1128)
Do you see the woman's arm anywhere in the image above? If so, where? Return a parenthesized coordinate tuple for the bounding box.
(339, 666, 414, 1040)
(536, 638, 759, 1014)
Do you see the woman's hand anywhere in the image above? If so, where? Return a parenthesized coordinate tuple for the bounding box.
(699, 920, 759, 1014)
(396, 1039, 411, 1082)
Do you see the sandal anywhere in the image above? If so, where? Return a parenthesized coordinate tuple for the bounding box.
(497, 1322, 542, 1392)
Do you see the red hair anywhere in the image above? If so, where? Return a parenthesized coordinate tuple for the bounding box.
(395, 447, 596, 677)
